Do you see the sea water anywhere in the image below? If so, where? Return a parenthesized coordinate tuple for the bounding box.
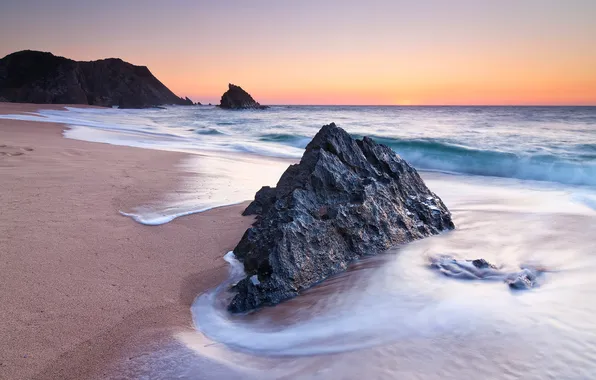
(1, 105, 595, 379)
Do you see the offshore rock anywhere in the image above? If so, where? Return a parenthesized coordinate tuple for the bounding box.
(0, 50, 190, 108)
(229, 123, 454, 313)
(219, 83, 268, 109)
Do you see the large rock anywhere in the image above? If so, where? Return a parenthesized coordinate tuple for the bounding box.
(0, 50, 192, 108)
(229, 123, 454, 313)
(219, 83, 268, 109)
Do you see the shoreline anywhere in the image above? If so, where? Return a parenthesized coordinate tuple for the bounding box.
(0, 103, 254, 379)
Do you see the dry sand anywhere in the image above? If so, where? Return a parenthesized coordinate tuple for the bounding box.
(0, 104, 253, 379)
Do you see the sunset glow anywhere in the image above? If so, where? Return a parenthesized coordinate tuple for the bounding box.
(1, 0, 595, 105)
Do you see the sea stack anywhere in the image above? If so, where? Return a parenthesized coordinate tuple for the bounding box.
(229, 123, 454, 313)
(219, 83, 268, 109)
(0, 50, 192, 108)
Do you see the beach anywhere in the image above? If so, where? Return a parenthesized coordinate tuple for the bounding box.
(0, 104, 253, 380)
(0, 104, 595, 379)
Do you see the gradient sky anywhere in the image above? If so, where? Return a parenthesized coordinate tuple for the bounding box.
(1, 0, 595, 105)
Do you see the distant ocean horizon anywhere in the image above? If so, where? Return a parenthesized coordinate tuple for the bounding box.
(193, 103, 596, 107)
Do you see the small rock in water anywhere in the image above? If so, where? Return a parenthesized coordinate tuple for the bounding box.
(506, 268, 538, 290)
(472, 258, 496, 269)
(429, 255, 542, 290)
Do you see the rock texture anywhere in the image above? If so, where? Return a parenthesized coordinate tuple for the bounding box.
(219, 83, 268, 109)
(0, 50, 192, 108)
(229, 123, 454, 313)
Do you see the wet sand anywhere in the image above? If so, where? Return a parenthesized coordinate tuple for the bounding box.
(0, 104, 253, 380)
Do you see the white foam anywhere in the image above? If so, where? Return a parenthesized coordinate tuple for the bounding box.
(573, 193, 596, 211)
(119, 203, 241, 226)
(224, 251, 246, 277)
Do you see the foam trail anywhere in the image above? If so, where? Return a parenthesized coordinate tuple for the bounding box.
(223, 251, 246, 277)
(119, 203, 242, 226)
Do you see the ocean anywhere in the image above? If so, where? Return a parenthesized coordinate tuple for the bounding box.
(2, 105, 596, 379)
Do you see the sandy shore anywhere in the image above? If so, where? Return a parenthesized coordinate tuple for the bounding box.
(0, 104, 253, 379)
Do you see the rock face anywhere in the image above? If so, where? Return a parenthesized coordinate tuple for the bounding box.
(0, 50, 192, 108)
(219, 83, 268, 109)
(229, 123, 454, 313)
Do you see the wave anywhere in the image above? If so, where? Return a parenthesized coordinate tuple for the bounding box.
(357, 136, 596, 187)
(259, 133, 311, 148)
(196, 128, 225, 135)
(258, 131, 596, 187)
(2, 108, 594, 188)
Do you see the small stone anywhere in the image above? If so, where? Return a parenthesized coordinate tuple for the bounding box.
(472, 259, 494, 269)
(507, 269, 538, 290)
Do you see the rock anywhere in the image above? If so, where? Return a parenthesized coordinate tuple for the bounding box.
(430, 255, 501, 280)
(471, 258, 497, 269)
(179, 96, 194, 106)
(506, 268, 539, 290)
(229, 123, 454, 313)
(242, 186, 277, 216)
(196, 101, 202, 106)
(429, 255, 542, 290)
(219, 83, 268, 110)
(0, 50, 191, 108)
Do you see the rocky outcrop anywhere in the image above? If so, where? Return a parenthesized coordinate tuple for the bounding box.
(229, 123, 454, 313)
(429, 255, 543, 290)
(180, 97, 194, 106)
(0, 50, 192, 108)
(219, 83, 268, 109)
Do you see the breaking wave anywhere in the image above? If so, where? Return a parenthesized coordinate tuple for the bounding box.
(265, 133, 596, 186)
(379, 138, 596, 186)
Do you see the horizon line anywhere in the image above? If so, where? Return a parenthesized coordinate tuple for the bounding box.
(193, 103, 596, 107)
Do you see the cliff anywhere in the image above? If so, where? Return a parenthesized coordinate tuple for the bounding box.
(0, 50, 192, 108)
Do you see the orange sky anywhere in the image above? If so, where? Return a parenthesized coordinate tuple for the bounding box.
(1, 0, 595, 105)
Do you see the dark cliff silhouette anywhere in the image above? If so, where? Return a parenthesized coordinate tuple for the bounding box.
(0, 50, 193, 108)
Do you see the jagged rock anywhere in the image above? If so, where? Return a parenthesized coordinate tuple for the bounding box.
(219, 83, 268, 110)
(0, 50, 190, 108)
(196, 101, 202, 106)
(229, 123, 454, 313)
(179, 96, 193, 106)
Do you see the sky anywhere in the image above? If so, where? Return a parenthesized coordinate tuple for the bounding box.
(1, 0, 595, 105)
